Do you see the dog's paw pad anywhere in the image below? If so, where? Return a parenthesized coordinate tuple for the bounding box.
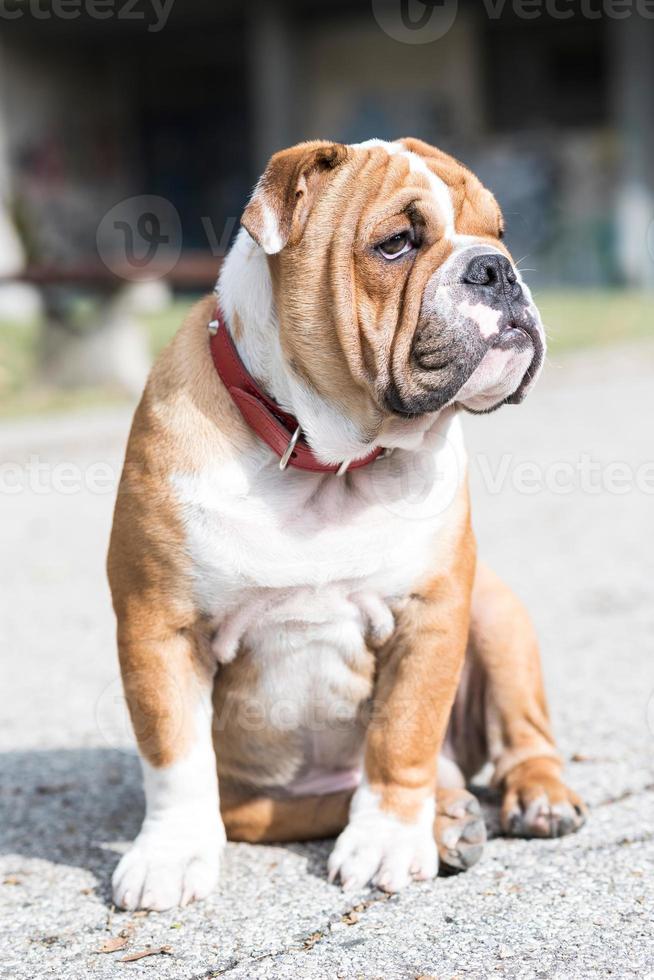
(436, 790, 486, 874)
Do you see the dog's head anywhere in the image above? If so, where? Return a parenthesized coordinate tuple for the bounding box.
(241, 138, 545, 454)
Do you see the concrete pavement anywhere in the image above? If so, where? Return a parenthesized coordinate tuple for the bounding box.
(1, 341, 653, 979)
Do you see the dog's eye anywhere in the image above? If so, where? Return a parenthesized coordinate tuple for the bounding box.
(377, 231, 414, 260)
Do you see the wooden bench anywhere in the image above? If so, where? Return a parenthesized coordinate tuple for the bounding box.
(0, 254, 222, 292)
(0, 254, 224, 395)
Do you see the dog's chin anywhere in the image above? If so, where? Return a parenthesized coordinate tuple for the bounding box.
(460, 394, 515, 416)
(382, 334, 543, 422)
(455, 343, 539, 415)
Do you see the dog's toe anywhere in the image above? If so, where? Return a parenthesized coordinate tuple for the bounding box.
(436, 789, 486, 874)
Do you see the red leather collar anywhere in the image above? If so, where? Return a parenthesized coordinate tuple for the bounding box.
(208, 308, 382, 474)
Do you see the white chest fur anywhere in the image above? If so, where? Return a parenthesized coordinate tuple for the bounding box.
(172, 410, 466, 665)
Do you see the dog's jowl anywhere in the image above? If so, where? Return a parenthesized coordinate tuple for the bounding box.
(108, 137, 585, 911)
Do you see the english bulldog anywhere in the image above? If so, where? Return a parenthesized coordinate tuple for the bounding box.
(108, 137, 585, 911)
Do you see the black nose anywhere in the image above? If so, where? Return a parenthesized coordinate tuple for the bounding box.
(463, 253, 516, 293)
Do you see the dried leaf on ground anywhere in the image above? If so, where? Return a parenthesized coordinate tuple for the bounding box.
(341, 910, 360, 925)
(95, 935, 129, 954)
(120, 945, 173, 962)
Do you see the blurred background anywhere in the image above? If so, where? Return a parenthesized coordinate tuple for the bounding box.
(0, 0, 653, 412)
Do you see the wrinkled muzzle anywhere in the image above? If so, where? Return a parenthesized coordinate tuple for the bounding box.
(387, 244, 545, 417)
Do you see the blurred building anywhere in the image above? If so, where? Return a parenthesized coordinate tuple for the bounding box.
(0, 0, 652, 291)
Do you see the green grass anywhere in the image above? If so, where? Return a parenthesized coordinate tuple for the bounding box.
(140, 301, 194, 358)
(535, 289, 654, 352)
(1, 291, 652, 418)
(0, 301, 195, 420)
(0, 319, 37, 400)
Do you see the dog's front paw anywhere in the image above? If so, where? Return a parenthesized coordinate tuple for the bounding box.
(112, 825, 225, 911)
(327, 787, 437, 893)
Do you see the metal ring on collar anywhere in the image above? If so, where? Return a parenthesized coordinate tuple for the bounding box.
(279, 425, 302, 471)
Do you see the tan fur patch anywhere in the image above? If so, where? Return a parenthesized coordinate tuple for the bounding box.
(363, 480, 477, 822)
(107, 296, 254, 768)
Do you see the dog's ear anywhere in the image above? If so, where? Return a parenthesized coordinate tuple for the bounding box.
(242, 141, 349, 254)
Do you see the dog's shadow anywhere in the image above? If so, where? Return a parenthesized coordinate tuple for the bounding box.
(0, 747, 502, 904)
(0, 747, 144, 905)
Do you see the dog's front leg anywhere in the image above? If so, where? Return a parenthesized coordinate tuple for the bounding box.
(111, 613, 224, 911)
(328, 528, 476, 893)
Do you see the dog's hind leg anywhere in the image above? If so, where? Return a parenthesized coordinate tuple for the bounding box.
(447, 561, 586, 839)
(220, 786, 352, 843)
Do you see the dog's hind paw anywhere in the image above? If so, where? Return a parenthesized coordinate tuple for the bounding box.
(436, 788, 486, 874)
(501, 758, 587, 839)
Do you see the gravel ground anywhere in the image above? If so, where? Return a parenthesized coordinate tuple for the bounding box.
(1, 341, 653, 980)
